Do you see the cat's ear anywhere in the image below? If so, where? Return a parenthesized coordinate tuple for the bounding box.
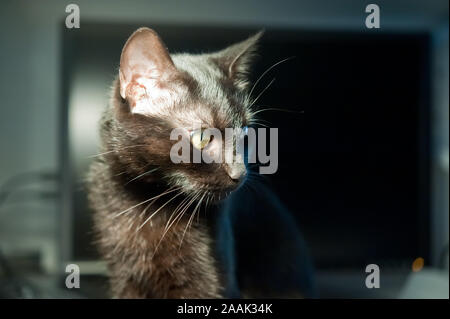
(119, 27, 178, 113)
(211, 31, 263, 90)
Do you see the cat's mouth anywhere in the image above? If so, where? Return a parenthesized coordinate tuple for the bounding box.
(196, 177, 246, 203)
(169, 164, 246, 203)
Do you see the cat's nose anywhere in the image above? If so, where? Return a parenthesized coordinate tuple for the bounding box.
(225, 162, 246, 181)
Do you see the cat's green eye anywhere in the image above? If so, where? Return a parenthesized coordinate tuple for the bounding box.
(190, 129, 211, 150)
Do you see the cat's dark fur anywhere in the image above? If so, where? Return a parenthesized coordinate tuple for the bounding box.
(87, 27, 316, 298)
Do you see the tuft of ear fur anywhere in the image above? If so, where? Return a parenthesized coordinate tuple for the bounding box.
(211, 31, 264, 90)
(119, 27, 180, 115)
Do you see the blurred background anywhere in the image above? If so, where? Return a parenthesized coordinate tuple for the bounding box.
(0, 0, 448, 298)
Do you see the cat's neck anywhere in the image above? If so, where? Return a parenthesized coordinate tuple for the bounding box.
(91, 164, 224, 297)
(86, 158, 225, 297)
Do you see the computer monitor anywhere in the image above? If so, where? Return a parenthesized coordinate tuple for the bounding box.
(61, 23, 431, 273)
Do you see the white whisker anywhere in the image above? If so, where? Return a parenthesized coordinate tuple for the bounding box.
(179, 192, 206, 248)
(250, 77, 275, 107)
(248, 56, 295, 97)
(114, 186, 181, 218)
(136, 191, 184, 231)
(88, 144, 149, 158)
(125, 167, 159, 185)
(151, 192, 199, 259)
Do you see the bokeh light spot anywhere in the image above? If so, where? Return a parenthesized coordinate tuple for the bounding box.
(412, 257, 425, 272)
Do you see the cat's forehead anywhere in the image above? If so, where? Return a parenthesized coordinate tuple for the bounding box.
(172, 54, 223, 83)
(171, 54, 249, 128)
(172, 54, 228, 104)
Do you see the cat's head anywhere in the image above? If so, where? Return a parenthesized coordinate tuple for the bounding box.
(108, 27, 262, 201)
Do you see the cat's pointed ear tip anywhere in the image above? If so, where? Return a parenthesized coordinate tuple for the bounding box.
(134, 27, 158, 35)
(242, 30, 264, 48)
(251, 29, 265, 41)
(255, 29, 265, 37)
(127, 27, 159, 41)
(135, 26, 153, 32)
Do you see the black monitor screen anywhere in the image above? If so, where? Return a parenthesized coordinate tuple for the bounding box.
(63, 24, 430, 270)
